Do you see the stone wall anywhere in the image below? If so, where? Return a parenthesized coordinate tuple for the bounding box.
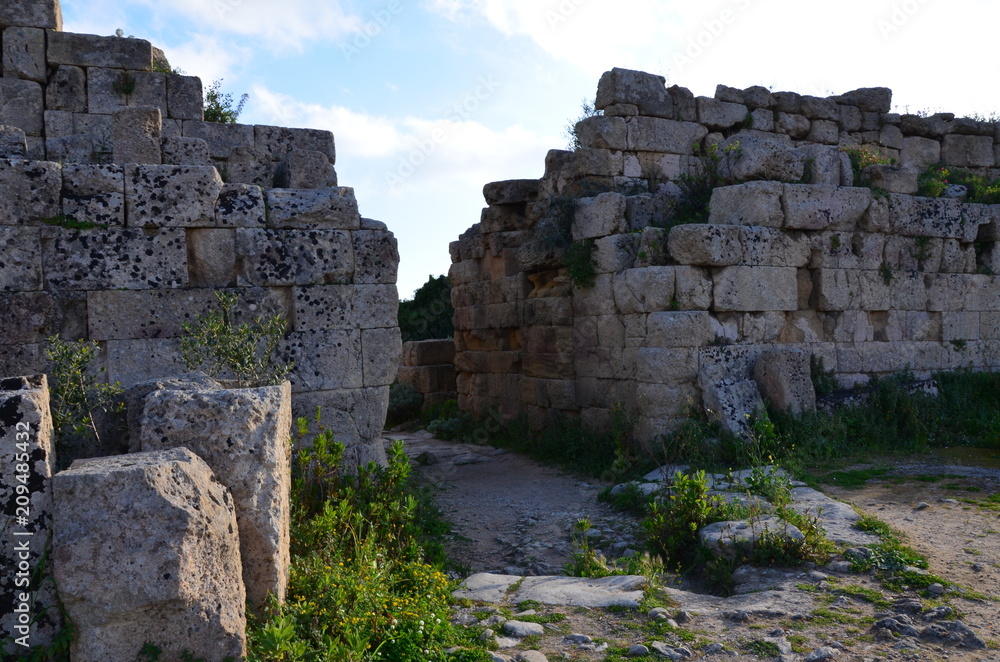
(0, 0, 401, 465)
(398, 339, 458, 411)
(450, 68, 1000, 438)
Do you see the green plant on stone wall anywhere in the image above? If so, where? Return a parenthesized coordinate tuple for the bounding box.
(180, 292, 292, 388)
(565, 238, 597, 288)
(670, 141, 742, 225)
(917, 164, 1000, 204)
(112, 68, 136, 105)
(564, 99, 602, 150)
(840, 144, 895, 188)
(204, 79, 249, 124)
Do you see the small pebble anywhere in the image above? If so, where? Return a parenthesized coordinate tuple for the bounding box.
(627, 644, 650, 657)
(915, 502, 930, 511)
(972, 563, 984, 572)
(927, 583, 945, 596)
(939, 498, 959, 505)
(564, 634, 591, 644)
(675, 610, 693, 623)
(648, 607, 671, 621)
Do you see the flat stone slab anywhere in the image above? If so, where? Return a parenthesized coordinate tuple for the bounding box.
(453, 573, 522, 603)
(788, 486, 881, 547)
(513, 575, 647, 608)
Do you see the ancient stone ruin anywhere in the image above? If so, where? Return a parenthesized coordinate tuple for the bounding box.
(0, 0, 401, 658)
(450, 68, 1000, 437)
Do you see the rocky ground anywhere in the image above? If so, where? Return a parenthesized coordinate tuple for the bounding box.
(390, 431, 1000, 662)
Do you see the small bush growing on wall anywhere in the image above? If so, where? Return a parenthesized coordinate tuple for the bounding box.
(917, 164, 1000, 204)
(204, 79, 249, 124)
(399, 275, 454, 342)
(564, 238, 597, 288)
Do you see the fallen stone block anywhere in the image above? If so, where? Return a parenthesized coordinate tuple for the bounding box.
(513, 575, 647, 608)
(752, 349, 815, 415)
(52, 448, 246, 662)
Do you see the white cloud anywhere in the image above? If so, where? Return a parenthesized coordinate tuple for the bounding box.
(166, 34, 251, 84)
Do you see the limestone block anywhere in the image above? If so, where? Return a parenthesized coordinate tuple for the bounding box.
(750, 108, 775, 132)
(625, 116, 708, 154)
(281, 329, 363, 391)
(708, 181, 784, 228)
(254, 125, 336, 163)
(122, 374, 223, 450)
(62, 163, 124, 197)
(274, 149, 338, 189)
(572, 273, 615, 316)
(216, 183, 266, 227)
(62, 190, 125, 226)
(352, 283, 398, 329)
(265, 188, 361, 230)
(353, 229, 399, 284)
(713, 266, 798, 312)
(0, 227, 41, 290)
(741, 311, 786, 344)
(646, 311, 714, 347)
(184, 228, 237, 286)
(838, 104, 863, 132)
(901, 136, 941, 170)
(782, 184, 872, 231)
(0, 375, 60, 648)
(2, 26, 45, 82)
(795, 144, 848, 186)
(699, 375, 764, 438)
(752, 349, 815, 415)
(941, 134, 995, 168)
(797, 96, 837, 121)
(807, 119, 839, 145)
(483, 179, 540, 205)
(87, 68, 166, 115)
(571, 191, 627, 240)
(127, 165, 223, 227)
(632, 347, 698, 384)
(0, 291, 83, 342)
(161, 136, 211, 166)
(887, 194, 985, 241)
(42, 227, 187, 290)
(940, 239, 977, 274)
(182, 120, 255, 159)
(878, 125, 904, 151)
(139, 384, 291, 612)
(668, 224, 742, 267)
(48, 31, 151, 69)
(0, 158, 60, 224)
(982, 312, 1000, 340)
(741, 227, 810, 267)
(832, 87, 892, 113)
(291, 387, 389, 465)
(722, 132, 804, 182)
(363, 327, 402, 386)
(926, 274, 972, 312)
(166, 74, 203, 120)
(588, 233, 635, 274)
(402, 339, 455, 367)
(397, 365, 456, 394)
(0, 78, 43, 135)
(290, 285, 351, 333)
(112, 106, 161, 165)
(567, 147, 623, 177)
(813, 268, 859, 311)
(942, 312, 980, 341)
(596, 68, 672, 117)
(52, 448, 246, 662)
(696, 97, 748, 131)
(237, 228, 354, 287)
(863, 164, 918, 194)
(0, 124, 26, 158)
(574, 116, 628, 151)
(674, 265, 713, 310)
(776, 112, 810, 139)
(0, 0, 61, 29)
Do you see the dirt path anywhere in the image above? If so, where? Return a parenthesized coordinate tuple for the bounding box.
(390, 431, 1000, 661)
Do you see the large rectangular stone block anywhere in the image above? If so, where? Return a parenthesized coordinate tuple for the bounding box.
(782, 184, 872, 231)
(742, 227, 810, 267)
(674, 265, 713, 310)
(103, 338, 185, 386)
(941, 134, 995, 168)
(126, 165, 223, 227)
(87, 68, 166, 115)
(593, 233, 639, 273)
(574, 115, 628, 151)
(42, 227, 187, 290)
(696, 97, 748, 131)
(0, 226, 42, 291)
(255, 125, 336, 163)
(0, 291, 85, 342)
(1, 374, 61, 649)
(362, 327, 402, 386)
(352, 229, 399, 284)
(281, 329, 363, 391)
(625, 116, 708, 153)
(0, 0, 61, 29)
(236, 228, 354, 287)
(290, 387, 389, 463)
(708, 181, 784, 227)
(712, 266, 798, 312)
(112, 106, 161, 165)
(645, 311, 715, 347)
(888, 194, 988, 241)
(215, 183, 266, 228)
(668, 224, 742, 267)
(631, 346, 698, 384)
(182, 120, 255, 159)
(570, 191, 627, 241)
(351, 283, 398, 329)
(46, 65, 87, 112)
(596, 68, 672, 117)
(265, 188, 361, 230)
(2, 26, 46, 81)
(48, 32, 152, 70)
(0, 78, 43, 136)
(0, 158, 60, 224)
(166, 74, 203, 121)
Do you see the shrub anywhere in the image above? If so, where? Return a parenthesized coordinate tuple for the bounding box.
(564, 99, 602, 150)
(387, 382, 424, 427)
(180, 292, 292, 388)
(917, 164, 1000, 204)
(398, 275, 454, 343)
(564, 238, 597, 288)
(204, 79, 248, 124)
(671, 142, 742, 225)
(840, 144, 895, 187)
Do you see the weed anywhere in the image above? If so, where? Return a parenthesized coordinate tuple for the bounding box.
(810, 355, 839, 396)
(671, 142, 743, 225)
(918, 164, 1000, 204)
(180, 291, 292, 388)
(204, 79, 249, 124)
(42, 214, 106, 230)
(112, 69, 136, 104)
(565, 238, 597, 288)
(878, 262, 893, 285)
(565, 99, 602, 150)
(743, 640, 782, 657)
(387, 382, 424, 427)
(840, 144, 895, 187)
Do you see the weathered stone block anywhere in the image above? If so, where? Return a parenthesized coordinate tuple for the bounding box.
(87, 68, 166, 115)
(166, 74, 203, 121)
(352, 283, 398, 329)
(282, 329, 363, 391)
(782, 185, 872, 231)
(42, 227, 187, 290)
(237, 228, 353, 287)
(567, 147, 623, 177)
(48, 32, 151, 69)
(62, 190, 125, 226)
(182, 120, 254, 159)
(161, 136, 211, 166)
(112, 106, 162, 165)
(122, 374, 222, 449)
(752, 349, 815, 415)
(596, 68, 672, 117)
(139, 384, 291, 612)
(593, 233, 639, 273)
(709, 181, 784, 227)
(674, 265, 713, 310)
(574, 116, 628, 151)
(668, 224, 742, 266)
(722, 132, 804, 182)
(887, 194, 986, 241)
(353, 229, 399, 284)
(776, 112, 810, 139)
(806, 119, 839, 145)
(696, 97, 748, 131)
(862, 164, 918, 194)
(0, 0, 61, 29)
(2, 26, 45, 81)
(0, 291, 83, 342)
(572, 191, 627, 240)
(291, 387, 389, 465)
(184, 228, 237, 286)
(632, 347, 698, 384)
(646, 311, 714, 347)
(941, 134, 995, 168)
(216, 183, 265, 227)
(0, 158, 60, 224)
(713, 266, 798, 312)
(254, 125, 336, 163)
(741, 227, 810, 268)
(265, 188, 361, 230)
(273, 149, 338, 189)
(900, 136, 941, 170)
(126, 164, 223, 227)
(0, 123, 26, 158)
(0, 78, 43, 135)
(1, 374, 60, 648)
(483, 179, 539, 205)
(363, 327, 402, 386)
(53, 448, 246, 662)
(625, 116, 708, 154)
(794, 144, 845, 186)
(0, 227, 41, 291)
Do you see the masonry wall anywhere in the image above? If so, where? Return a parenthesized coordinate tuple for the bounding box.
(0, 0, 401, 465)
(449, 68, 1000, 438)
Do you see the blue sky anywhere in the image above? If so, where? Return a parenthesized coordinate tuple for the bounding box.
(62, 0, 1000, 298)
